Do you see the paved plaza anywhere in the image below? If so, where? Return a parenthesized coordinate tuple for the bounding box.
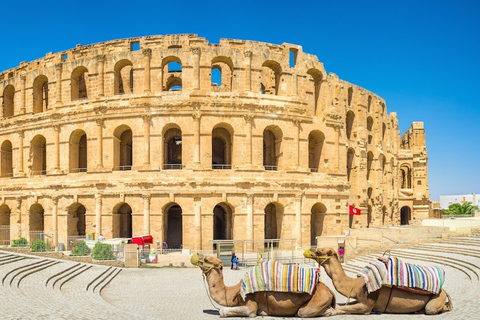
(0, 234, 479, 319)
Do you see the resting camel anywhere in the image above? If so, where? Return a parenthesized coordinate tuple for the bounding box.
(191, 253, 337, 318)
(304, 247, 453, 315)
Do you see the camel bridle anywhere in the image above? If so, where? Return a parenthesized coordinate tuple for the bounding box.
(311, 253, 337, 266)
(198, 257, 224, 274)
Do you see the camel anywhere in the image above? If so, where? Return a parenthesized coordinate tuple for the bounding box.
(190, 253, 337, 318)
(303, 247, 453, 315)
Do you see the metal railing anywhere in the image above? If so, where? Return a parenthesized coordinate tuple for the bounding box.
(0, 225, 10, 245)
(310, 168, 318, 173)
(114, 165, 132, 171)
(264, 165, 277, 171)
(70, 168, 88, 173)
(212, 164, 232, 170)
(163, 164, 182, 170)
(28, 231, 55, 250)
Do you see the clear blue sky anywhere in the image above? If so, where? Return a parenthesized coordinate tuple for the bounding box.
(1, 0, 478, 200)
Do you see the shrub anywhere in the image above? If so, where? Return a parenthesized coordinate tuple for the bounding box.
(12, 237, 28, 247)
(91, 242, 114, 260)
(71, 241, 91, 256)
(31, 239, 47, 252)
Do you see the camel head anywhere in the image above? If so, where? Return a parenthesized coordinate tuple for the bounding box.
(303, 247, 338, 265)
(190, 253, 224, 274)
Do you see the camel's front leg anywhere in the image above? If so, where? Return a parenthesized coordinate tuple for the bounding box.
(297, 283, 337, 317)
(219, 301, 258, 318)
(336, 302, 373, 315)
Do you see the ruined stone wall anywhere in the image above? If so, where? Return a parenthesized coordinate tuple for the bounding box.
(0, 34, 429, 250)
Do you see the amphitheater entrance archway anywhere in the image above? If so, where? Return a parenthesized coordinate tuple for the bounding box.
(212, 126, 232, 169)
(264, 203, 283, 246)
(400, 206, 411, 225)
(164, 127, 182, 169)
(1, 140, 13, 177)
(311, 203, 327, 246)
(164, 204, 182, 249)
(67, 203, 86, 238)
(213, 203, 233, 241)
(263, 126, 282, 171)
(29, 203, 45, 233)
(0, 204, 11, 245)
(113, 126, 132, 171)
(31, 135, 46, 175)
(113, 203, 132, 238)
(69, 130, 87, 173)
(308, 131, 324, 173)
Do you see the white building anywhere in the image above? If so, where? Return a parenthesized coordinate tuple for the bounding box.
(439, 193, 480, 209)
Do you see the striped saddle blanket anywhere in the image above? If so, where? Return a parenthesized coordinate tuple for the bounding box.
(358, 257, 445, 294)
(240, 260, 320, 297)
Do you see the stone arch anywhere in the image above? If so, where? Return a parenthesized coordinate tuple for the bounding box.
(367, 95, 372, 113)
(347, 87, 353, 106)
(213, 202, 234, 240)
(366, 151, 374, 181)
(308, 130, 325, 172)
(113, 125, 132, 171)
(114, 59, 134, 94)
(30, 135, 46, 175)
(112, 202, 132, 238)
(32, 75, 49, 113)
(400, 164, 412, 188)
(346, 110, 355, 140)
(0, 204, 11, 245)
(162, 56, 182, 91)
(1, 140, 13, 177)
(260, 60, 282, 95)
(71, 66, 89, 100)
(367, 116, 374, 144)
(378, 154, 386, 182)
(163, 124, 182, 169)
(264, 202, 284, 245)
(163, 203, 182, 249)
(69, 129, 87, 173)
(263, 125, 283, 170)
(346, 147, 355, 181)
(212, 123, 233, 169)
(2, 84, 15, 117)
(67, 202, 86, 238)
(307, 68, 323, 114)
(400, 206, 411, 225)
(382, 122, 387, 140)
(29, 203, 45, 232)
(310, 202, 327, 246)
(211, 56, 233, 91)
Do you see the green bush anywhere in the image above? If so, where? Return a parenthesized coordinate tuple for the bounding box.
(31, 239, 47, 252)
(91, 242, 114, 260)
(71, 241, 91, 256)
(12, 237, 28, 247)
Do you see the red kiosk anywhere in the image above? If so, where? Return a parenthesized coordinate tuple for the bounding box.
(131, 235, 156, 263)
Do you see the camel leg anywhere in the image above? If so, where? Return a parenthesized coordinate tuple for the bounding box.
(336, 302, 374, 315)
(297, 283, 337, 318)
(425, 290, 450, 315)
(219, 300, 258, 318)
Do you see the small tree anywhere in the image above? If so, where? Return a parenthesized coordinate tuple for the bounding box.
(444, 202, 479, 215)
(91, 242, 114, 260)
(31, 239, 47, 252)
(12, 237, 28, 247)
(71, 240, 91, 256)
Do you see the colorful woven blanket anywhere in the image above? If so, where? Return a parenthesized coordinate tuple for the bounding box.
(240, 260, 320, 297)
(358, 257, 445, 294)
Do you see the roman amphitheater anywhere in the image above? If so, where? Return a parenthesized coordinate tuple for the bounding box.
(0, 34, 429, 251)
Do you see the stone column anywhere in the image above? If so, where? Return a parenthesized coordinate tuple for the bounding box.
(20, 75, 26, 114)
(194, 198, 201, 250)
(295, 194, 302, 246)
(52, 197, 58, 247)
(143, 194, 151, 235)
(191, 47, 201, 90)
(244, 115, 253, 166)
(192, 110, 201, 166)
(244, 51, 252, 92)
(55, 64, 62, 105)
(142, 115, 151, 167)
(95, 194, 102, 238)
(97, 55, 106, 97)
(17, 131, 24, 175)
(293, 120, 300, 170)
(246, 194, 253, 250)
(54, 125, 60, 171)
(15, 198, 22, 238)
(96, 119, 104, 169)
(142, 49, 152, 94)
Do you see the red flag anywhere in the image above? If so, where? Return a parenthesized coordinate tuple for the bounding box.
(349, 205, 361, 215)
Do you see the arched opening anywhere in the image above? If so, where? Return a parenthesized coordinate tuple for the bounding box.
(260, 60, 281, 95)
(163, 127, 182, 169)
(71, 66, 89, 100)
(308, 130, 324, 172)
(213, 203, 233, 241)
(67, 203, 86, 239)
(164, 204, 182, 249)
(113, 126, 132, 171)
(382, 123, 387, 140)
(264, 203, 283, 247)
(163, 58, 182, 91)
(1, 140, 13, 177)
(367, 96, 372, 113)
(378, 154, 386, 184)
(347, 87, 353, 106)
(29, 203, 45, 243)
(33, 75, 49, 113)
(366, 152, 374, 181)
(212, 126, 232, 169)
(346, 111, 355, 140)
(367, 116, 374, 144)
(346, 148, 355, 181)
(400, 206, 411, 225)
(307, 69, 323, 114)
(400, 164, 411, 188)
(31, 135, 46, 175)
(211, 57, 233, 91)
(69, 130, 87, 173)
(113, 203, 132, 238)
(2, 85, 15, 117)
(114, 59, 134, 94)
(0, 204, 11, 245)
(310, 203, 326, 246)
(263, 126, 282, 171)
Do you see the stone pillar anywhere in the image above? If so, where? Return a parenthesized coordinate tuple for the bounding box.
(293, 120, 300, 170)
(95, 193, 102, 238)
(246, 194, 253, 250)
(191, 48, 201, 90)
(244, 51, 252, 92)
(15, 198, 21, 238)
(143, 194, 151, 235)
(193, 110, 201, 166)
(142, 49, 152, 94)
(54, 125, 60, 171)
(295, 194, 302, 246)
(52, 197, 58, 247)
(20, 75, 26, 114)
(194, 198, 201, 250)
(55, 63, 62, 105)
(244, 115, 253, 166)
(17, 131, 24, 175)
(97, 55, 106, 97)
(96, 119, 103, 169)
(142, 115, 151, 167)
